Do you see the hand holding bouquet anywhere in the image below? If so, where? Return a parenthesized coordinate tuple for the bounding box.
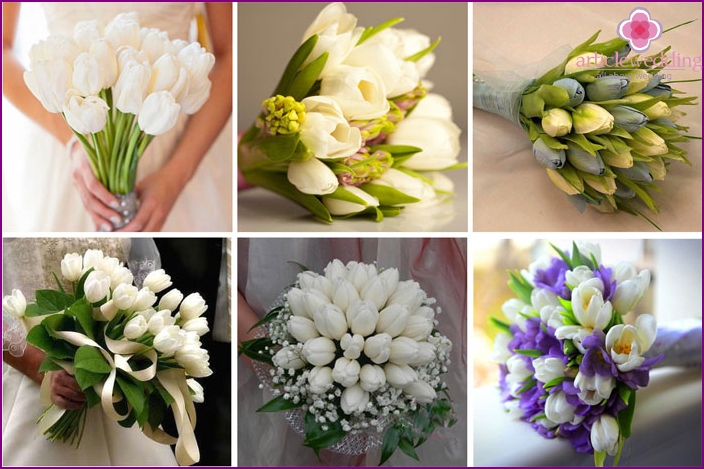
(2, 249, 212, 466)
(23, 12, 214, 228)
(491, 242, 663, 466)
(239, 3, 464, 222)
(239, 260, 456, 464)
(474, 22, 698, 228)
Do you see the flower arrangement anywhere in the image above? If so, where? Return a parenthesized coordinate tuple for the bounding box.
(239, 260, 456, 464)
(474, 22, 699, 228)
(2, 249, 212, 466)
(239, 2, 464, 222)
(491, 241, 663, 466)
(23, 12, 214, 228)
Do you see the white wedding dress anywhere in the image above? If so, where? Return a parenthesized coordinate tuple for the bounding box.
(2, 238, 177, 466)
(237, 238, 468, 466)
(1, 2, 232, 232)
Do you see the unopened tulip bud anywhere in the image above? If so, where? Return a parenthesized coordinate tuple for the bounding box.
(288, 158, 339, 195)
(622, 70, 651, 95)
(643, 84, 672, 98)
(302, 337, 336, 366)
(586, 75, 629, 101)
(572, 103, 614, 135)
(323, 186, 379, 216)
(552, 78, 585, 106)
(533, 139, 566, 170)
(609, 105, 649, 132)
(566, 145, 605, 176)
(403, 380, 437, 404)
(542, 108, 572, 137)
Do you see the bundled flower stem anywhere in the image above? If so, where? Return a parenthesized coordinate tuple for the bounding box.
(239, 260, 456, 464)
(491, 241, 663, 467)
(239, 3, 464, 222)
(2, 249, 212, 466)
(474, 21, 700, 229)
(24, 12, 214, 228)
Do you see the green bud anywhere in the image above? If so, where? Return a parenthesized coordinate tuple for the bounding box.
(261, 95, 306, 136)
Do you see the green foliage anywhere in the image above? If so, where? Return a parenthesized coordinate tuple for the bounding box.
(238, 337, 275, 366)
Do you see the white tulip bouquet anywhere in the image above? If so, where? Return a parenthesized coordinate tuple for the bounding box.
(23, 12, 214, 228)
(239, 260, 456, 464)
(491, 242, 663, 466)
(239, 2, 464, 222)
(2, 249, 212, 466)
(474, 22, 699, 229)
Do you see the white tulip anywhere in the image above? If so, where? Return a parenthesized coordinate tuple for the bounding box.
(72, 52, 105, 96)
(153, 325, 186, 356)
(383, 363, 417, 388)
(400, 314, 433, 341)
(301, 2, 362, 76)
(113, 60, 151, 114)
(140, 28, 172, 63)
(388, 280, 424, 313)
(99, 300, 120, 321)
(575, 241, 602, 265)
(370, 28, 435, 78)
(340, 383, 370, 414)
(340, 333, 364, 360)
(368, 168, 432, 204)
(571, 281, 612, 330)
(302, 337, 337, 366)
(186, 378, 205, 403)
(389, 336, 420, 365)
(301, 96, 362, 160)
(286, 288, 308, 318)
(307, 366, 334, 394)
(412, 305, 435, 319)
(123, 315, 149, 340)
(323, 186, 379, 216)
(3, 290, 27, 319)
(387, 117, 461, 170)
(139, 91, 181, 136)
(605, 314, 657, 372)
(143, 269, 172, 293)
(376, 304, 410, 338)
(84, 270, 111, 303)
(104, 12, 141, 50)
(177, 43, 214, 114)
(410, 341, 436, 365)
(324, 259, 348, 282)
(363, 333, 392, 364)
(149, 54, 188, 101)
(159, 289, 183, 312)
(565, 265, 595, 288)
(96, 256, 119, 276)
(591, 414, 620, 455)
(345, 299, 379, 337)
(491, 332, 512, 364)
(361, 276, 390, 311)
(331, 277, 360, 311)
(403, 380, 437, 404)
(61, 253, 83, 282)
(63, 94, 109, 135)
(545, 391, 576, 424)
(272, 345, 306, 370)
(359, 364, 386, 392)
(313, 303, 348, 340)
(611, 270, 650, 314)
(542, 108, 572, 137)
(332, 357, 361, 387)
(175, 343, 212, 377)
(181, 317, 210, 337)
(136, 308, 156, 321)
(73, 20, 102, 52)
(82, 249, 104, 271)
(148, 309, 176, 335)
(532, 357, 566, 384)
(287, 316, 321, 343)
(24, 59, 73, 113)
(320, 65, 389, 120)
(505, 355, 533, 397)
(572, 103, 614, 135)
(287, 158, 338, 195)
(574, 371, 615, 406)
(345, 41, 419, 98)
(345, 261, 377, 293)
(564, 52, 608, 75)
(297, 271, 333, 298)
(109, 267, 134, 291)
(112, 283, 138, 310)
(179, 293, 208, 321)
(410, 93, 453, 120)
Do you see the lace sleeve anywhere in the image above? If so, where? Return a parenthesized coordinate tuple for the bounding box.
(128, 238, 161, 288)
(3, 312, 27, 357)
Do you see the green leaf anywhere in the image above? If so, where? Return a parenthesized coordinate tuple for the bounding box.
(507, 271, 533, 304)
(594, 450, 607, 467)
(379, 206, 403, 218)
(287, 261, 311, 272)
(516, 378, 537, 395)
(74, 345, 112, 374)
(617, 388, 636, 439)
(544, 376, 567, 388)
(35, 290, 74, 313)
(238, 338, 275, 365)
(550, 243, 574, 269)
(513, 349, 543, 358)
(83, 386, 100, 408)
(248, 306, 284, 332)
(147, 392, 167, 429)
(398, 437, 420, 460)
(38, 357, 64, 372)
(288, 52, 328, 101)
(242, 169, 332, 222)
(258, 133, 301, 163)
(405, 36, 441, 63)
(116, 375, 146, 416)
(325, 186, 370, 205)
(24, 303, 56, 318)
(562, 133, 604, 156)
(380, 424, 402, 466)
(359, 183, 420, 206)
(26, 325, 75, 359)
(274, 35, 319, 96)
(535, 84, 570, 108)
(74, 267, 94, 301)
(489, 317, 511, 334)
(302, 412, 346, 452)
(51, 272, 67, 294)
(257, 394, 304, 413)
(75, 367, 106, 391)
(358, 17, 404, 45)
(65, 298, 95, 340)
(521, 92, 545, 118)
(616, 177, 659, 213)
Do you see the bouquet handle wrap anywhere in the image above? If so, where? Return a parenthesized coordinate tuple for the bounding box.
(112, 192, 139, 230)
(472, 78, 526, 126)
(646, 320, 702, 369)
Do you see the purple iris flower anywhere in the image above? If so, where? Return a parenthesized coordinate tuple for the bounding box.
(534, 257, 571, 299)
(594, 265, 617, 301)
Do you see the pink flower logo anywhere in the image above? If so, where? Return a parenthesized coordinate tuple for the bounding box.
(618, 8, 662, 52)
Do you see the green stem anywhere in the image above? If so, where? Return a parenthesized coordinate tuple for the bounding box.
(90, 133, 109, 188)
(121, 123, 142, 193)
(110, 112, 131, 190)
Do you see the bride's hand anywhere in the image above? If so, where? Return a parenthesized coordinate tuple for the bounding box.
(117, 168, 180, 232)
(50, 370, 86, 410)
(70, 145, 122, 231)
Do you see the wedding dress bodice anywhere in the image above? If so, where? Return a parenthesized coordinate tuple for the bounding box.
(43, 2, 196, 41)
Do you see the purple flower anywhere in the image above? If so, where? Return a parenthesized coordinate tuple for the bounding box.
(594, 265, 616, 301)
(534, 257, 570, 299)
(579, 330, 617, 378)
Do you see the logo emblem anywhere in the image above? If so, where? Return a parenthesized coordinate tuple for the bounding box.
(618, 8, 662, 52)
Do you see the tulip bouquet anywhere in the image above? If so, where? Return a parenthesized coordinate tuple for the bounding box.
(491, 241, 663, 466)
(474, 24, 699, 228)
(2, 249, 212, 466)
(23, 12, 214, 228)
(239, 3, 463, 222)
(239, 260, 456, 464)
